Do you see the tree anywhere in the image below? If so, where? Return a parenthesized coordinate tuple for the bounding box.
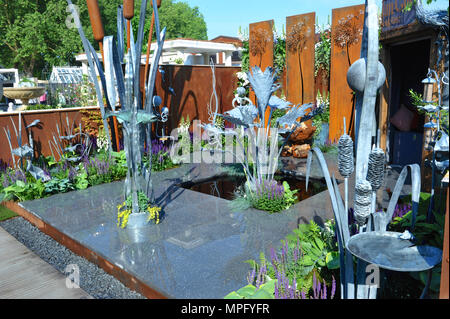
(131, 0, 207, 42)
(0, 0, 207, 78)
(0, 0, 95, 77)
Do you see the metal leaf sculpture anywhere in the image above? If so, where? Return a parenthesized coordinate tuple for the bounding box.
(268, 95, 293, 110)
(67, 0, 168, 219)
(275, 103, 314, 128)
(221, 104, 259, 128)
(247, 66, 281, 124)
(203, 65, 323, 194)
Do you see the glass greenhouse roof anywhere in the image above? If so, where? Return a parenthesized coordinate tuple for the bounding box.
(49, 67, 84, 84)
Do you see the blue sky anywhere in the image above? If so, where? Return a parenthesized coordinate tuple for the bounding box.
(181, 0, 449, 40)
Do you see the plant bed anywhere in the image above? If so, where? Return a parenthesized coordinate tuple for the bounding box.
(179, 175, 327, 203)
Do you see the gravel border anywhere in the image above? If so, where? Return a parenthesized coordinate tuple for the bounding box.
(0, 216, 146, 299)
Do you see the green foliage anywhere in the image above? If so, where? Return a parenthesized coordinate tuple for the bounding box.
(0, 0, 207, 77)
(409, 89, 449, 134)
(241, 40, 249, 73)
(315, 27, 331, 77)
(133, 0, 207, 43)
(150, 152, 177, 172)
(224, 280, 277, 299)
(226, 220, 339, 299)
(3, 179, 45, 202)
(0, 0, 89, 77)
(389, 192, 446, 248)
(270, 109, 287, 128)
(44, 177, 75, 194)
(125, 191, 150, 212)
(408, 89, 426, 107)
(172, 57, 184, 65)
(388, 192, 445, 293)
(251, 181, 298, 213)
(403, 0, 442, 12)
(273, 38, 286, 76)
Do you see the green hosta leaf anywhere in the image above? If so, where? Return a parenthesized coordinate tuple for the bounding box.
(259, 279, 277, 294)
(236, 284, 257, 298)
(249, 288, 274, 299)
(224, 291, 244, 299)
(326, 251, 340, 269)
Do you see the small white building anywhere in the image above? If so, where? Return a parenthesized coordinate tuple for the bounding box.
(75, 38, 242, 73)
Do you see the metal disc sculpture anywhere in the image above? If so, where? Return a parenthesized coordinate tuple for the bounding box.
(67, 0, 168, 226)
(306, 0, 443, 299)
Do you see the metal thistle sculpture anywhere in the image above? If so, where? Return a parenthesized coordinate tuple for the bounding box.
(203, 65, 323, 195)
(306, 0, 442, 299)
(67, 0, 168, 226)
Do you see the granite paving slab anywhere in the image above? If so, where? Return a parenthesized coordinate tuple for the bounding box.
(18, 160, 340, 299)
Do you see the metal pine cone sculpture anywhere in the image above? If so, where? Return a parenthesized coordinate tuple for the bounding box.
(353, 180, 372, 226)
(366, 147, 385, 190)
(338, 134, 354, 178)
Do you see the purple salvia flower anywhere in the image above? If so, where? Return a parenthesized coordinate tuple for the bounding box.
(247, 266, 256, 285)
(312, 272, 319, 299)
(274, 282, 279, 299)
(331, 276, 336, 299)
(292, 277, 297, 299)
(301, 290, 306, 299)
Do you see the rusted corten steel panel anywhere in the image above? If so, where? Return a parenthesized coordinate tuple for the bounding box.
(0, 108, 92, 166)
(143, 65, 240, 134)
(329, 4, 365, 142)
(286, 12, 316, 106)
(0, 66, 239, 165)
(249, 20, 274, 126)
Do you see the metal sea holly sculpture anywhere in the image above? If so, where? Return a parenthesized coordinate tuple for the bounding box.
(306, 0, 443, 299)
(67, 0, 168, 228)
(202, 65, 324, 212)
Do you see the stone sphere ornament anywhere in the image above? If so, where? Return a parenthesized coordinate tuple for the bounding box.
(347, 58, 386, 93)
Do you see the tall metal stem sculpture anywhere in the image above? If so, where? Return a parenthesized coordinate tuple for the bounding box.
(67, 0, 168, 218)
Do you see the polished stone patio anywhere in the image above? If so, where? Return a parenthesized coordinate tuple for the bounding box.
(17, 156, 343, 299)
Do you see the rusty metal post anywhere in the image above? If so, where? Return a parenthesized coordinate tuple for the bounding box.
(124, 0, 134, 50)
(143, 0, 162, 107)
